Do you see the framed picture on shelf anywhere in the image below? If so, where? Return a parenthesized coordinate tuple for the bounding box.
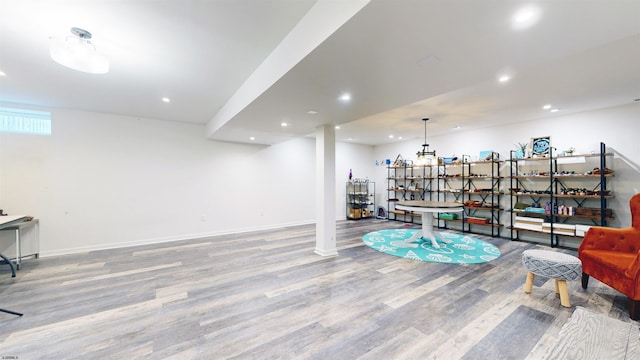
(393, 154, 404, 166)
(531, 136, 551, 157)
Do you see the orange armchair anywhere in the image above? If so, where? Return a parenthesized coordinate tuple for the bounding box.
(578, 193, 640, 320)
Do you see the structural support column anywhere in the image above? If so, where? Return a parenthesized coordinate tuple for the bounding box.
(315, 124, 337, 256)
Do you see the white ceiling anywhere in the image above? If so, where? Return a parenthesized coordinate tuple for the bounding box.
(1, 0, 639, 146)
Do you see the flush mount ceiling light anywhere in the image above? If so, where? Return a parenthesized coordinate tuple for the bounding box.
(416, 118, 436, 166)
(511, 5, 542, 30)
(50, 27, 109, 74)
(338, 93, 351, 102)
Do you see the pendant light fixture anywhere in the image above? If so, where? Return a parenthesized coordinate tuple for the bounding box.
(49, 27, 109, 74)
(416, 118, 436, 165)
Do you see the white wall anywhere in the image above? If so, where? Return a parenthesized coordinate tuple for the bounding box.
(2, 102, 637, 255)
(0, 107, 372, 256)
(373, 102, 640, 232)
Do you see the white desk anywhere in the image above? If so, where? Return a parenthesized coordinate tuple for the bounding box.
(0, 217, 39, 269)
(396, 201, 463, 248)
(0, 216, 29, 277)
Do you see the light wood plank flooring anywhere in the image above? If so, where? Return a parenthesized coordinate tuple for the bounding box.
(1, 220, 637, 359)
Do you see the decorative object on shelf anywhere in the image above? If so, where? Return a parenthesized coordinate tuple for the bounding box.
(515, 142, 529, 159)
(479, 150, 497, 161)
(531, 136, 551, 157)
(349, 168, 352, 180)
(393, 154, 404, 166)
(416, 118, 436, 166)
(49, 27, 109, 74)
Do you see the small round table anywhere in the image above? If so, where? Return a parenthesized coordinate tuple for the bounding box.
(395, 200, 464, 248)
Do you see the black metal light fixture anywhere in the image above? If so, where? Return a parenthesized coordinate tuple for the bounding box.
(416, 118, 436, 165)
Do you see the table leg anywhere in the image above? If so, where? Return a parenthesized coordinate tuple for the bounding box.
(404, 213, 441, 248)
(420, 213, 441, 248)
(15, 228, 21, 270)
(403, 230, 422, 247)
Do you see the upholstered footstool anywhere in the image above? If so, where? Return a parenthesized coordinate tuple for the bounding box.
(522, 249, 582, 307)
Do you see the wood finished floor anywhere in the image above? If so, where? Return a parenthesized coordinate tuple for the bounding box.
(1, 219, 638, 359)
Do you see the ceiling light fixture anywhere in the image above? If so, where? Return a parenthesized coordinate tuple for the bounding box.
(339, 93, 351, 102)
(335, 125, 340, 130)
(162, 97, 171, 103)
(0, 70, 6, 77)
(307, 110, 318, 115)
(512, 5, 541, 30)
(249, 136, 255, 141)
(281, 122, 288, 127)
(498, 75, 511, 83)
(49, 27, 109, 74)
(550, 108, 559, 113)
(543, 104, 552, 110)
(416, 118, 436, 166)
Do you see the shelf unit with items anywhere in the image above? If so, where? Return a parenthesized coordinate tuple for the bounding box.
(346, 181, 375, 220)
(508, 142, 613, 248)
(436, 154, 503, 236)
(386, 162, 435, 223)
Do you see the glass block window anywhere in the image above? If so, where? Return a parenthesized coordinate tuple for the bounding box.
(0, 107, 52, 135)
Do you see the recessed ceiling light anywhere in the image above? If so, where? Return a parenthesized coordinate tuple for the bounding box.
(512, 5, 541, 30)
(454, 126, 462, 130)
(550, 108, 559, 113)
(338, 93, 351, 102)
(0, 70, 6, 77)
(543, 104, 552, 110)
(335, 125, 340, 130)
(389, 134, 394, 139)
(281, 122, 288, 127)
(498, 75, 511, 83)
(398, 136, 403, 140)
(249, 136, 255, 141)
(161, 97, 170, 103)
(307, 110, 318, 115)
(348, 137, 355, 141)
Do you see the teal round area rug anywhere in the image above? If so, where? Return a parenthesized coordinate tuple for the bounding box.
(362, 229, 501, 264)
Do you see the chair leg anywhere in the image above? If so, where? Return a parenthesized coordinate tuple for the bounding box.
(581, 273, 589, 289)
(629, 299, 640, 321)
(524, 272, 534, 293)
(557, 280, 571, 307)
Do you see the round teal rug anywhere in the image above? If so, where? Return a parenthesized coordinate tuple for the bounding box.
(362, 229, 500, 264)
